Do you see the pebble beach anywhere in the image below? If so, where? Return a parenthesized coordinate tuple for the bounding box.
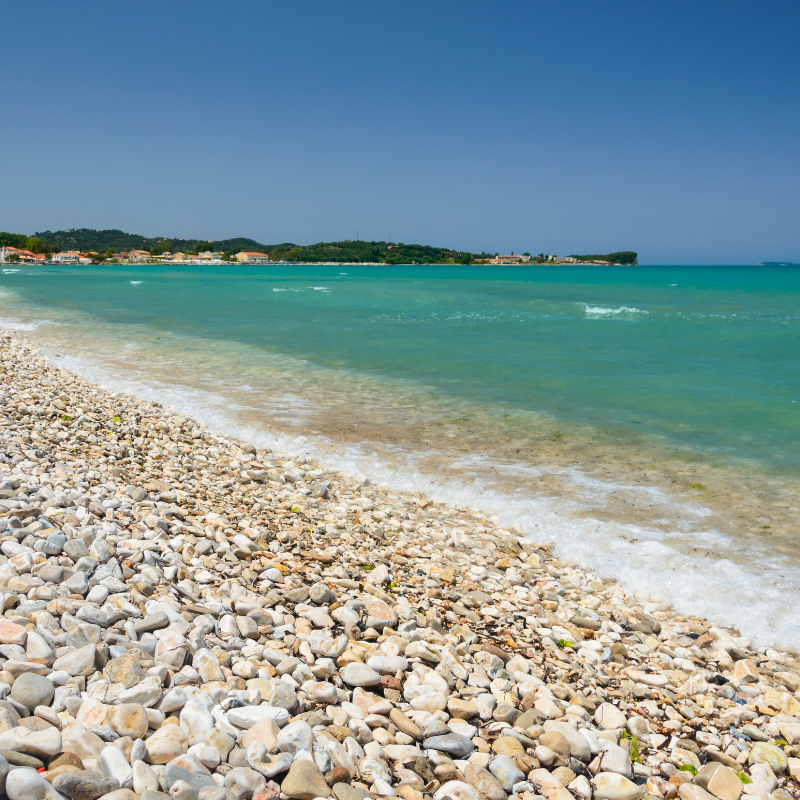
(0, 329, 797, 800)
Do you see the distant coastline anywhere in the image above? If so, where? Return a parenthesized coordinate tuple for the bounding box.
(0, 228, 637, 266)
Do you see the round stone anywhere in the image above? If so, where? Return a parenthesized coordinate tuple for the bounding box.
(748, 743, 788, 774)
(10, 672, 54, 712)
(594, 703, 627, 730)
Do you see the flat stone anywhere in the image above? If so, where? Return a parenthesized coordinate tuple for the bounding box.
(53, 643, 97, 676)
(464, 764, 506, 800)
(488, 754, 526, 792)
(145, 723, 190, 764)
(340, 663, 381, 687)
(134, 612, 171, 634)
(332, 784, 369, 800)
(433, 780, 481, 800)
(491, 735, 525, 756)
(53, 772, 120, 800)
(695, 763, 743, 800)
(96, 791, 139, 800)
(423, 733, 474, 758)
(592, 772, 641, 800)
(447, 698, 478, 720)
(163, 763, 217, 792)
(0, 747, 44, 767)
(6, 768, 66, 800)
(281, 759, 331, 800)
(366, 655, 408, 675)
(227, 704, 290, 729)
(242, 719, 279, 753)
(363, 600, 398, 631)
(104, 655, 147, 689)
(0, 620, 27, 647)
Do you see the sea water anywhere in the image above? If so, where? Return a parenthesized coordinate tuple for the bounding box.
(1, 263, 798, 647)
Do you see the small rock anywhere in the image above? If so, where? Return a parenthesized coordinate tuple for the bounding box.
(10, 671, 55, 711)
(281, 759, 331, 800)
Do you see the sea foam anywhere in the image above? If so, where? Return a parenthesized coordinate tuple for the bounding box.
(44, 348, 800, 650)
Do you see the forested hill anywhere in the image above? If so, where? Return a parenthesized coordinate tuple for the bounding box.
(569, 251, 638, 265)
(19, 229, 636, 265)
(270, 241, 472, 264)
(33, 229, 292, 256)
(31, 230, 474, 263)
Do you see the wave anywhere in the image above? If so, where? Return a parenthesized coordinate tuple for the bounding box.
(0, 318, 58, 331)
(41, 348, 800, 650)
(130, 281, 143, 285)
(583, 303, 648, 317)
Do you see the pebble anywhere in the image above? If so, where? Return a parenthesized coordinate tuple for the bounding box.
(10, 671, 54, 711)
(6, 769, 67, 800)
(281, 759, 331, 799)
(52, 772, 121, 800)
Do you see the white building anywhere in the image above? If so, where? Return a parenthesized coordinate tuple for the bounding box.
(235, 251, 271, 264)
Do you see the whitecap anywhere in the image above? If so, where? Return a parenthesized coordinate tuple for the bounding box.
(0, 318, 58, 331)
(583, 303, 648, 317)
(130, 281, 143, 285)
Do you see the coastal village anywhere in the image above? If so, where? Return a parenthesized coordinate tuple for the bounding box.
(0, 248, 619, 267)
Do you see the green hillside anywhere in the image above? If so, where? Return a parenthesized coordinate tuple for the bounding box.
(33, 229, 289, 256)
(569, 251, 638, 265)
(269, 240, 472, 264)
(31, 229, 472, 263)
(2, 228, 637, 265)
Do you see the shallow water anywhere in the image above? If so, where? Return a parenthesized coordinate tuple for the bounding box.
(1, 263, 798, 647)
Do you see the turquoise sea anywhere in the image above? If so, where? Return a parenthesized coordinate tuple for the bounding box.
(1, 263, 798, 646)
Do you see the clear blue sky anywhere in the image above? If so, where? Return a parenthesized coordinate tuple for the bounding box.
(3, 1, 798, 263)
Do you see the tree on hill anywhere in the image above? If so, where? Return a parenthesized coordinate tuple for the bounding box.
(0, 232, 58, 254)
(569, 251, 638, 265)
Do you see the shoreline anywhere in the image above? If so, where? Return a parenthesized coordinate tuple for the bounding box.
(0, 330, 797, 800)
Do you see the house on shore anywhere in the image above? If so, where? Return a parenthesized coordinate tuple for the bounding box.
(491, 254, 531, 264)
(0, 247, 46, 264)
(51, 251, 92, 264)
(235, 251, 271, 264)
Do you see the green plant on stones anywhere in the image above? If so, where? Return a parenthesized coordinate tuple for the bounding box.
(736, 772, 752, 784)
(61, 414, 73, 421)
(620, 730, 642, 763)
(112, 415, 122, 422)
(362, 565, 375, 570)
(557, 638, 574, 648)
(679, 764, 698, 776)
